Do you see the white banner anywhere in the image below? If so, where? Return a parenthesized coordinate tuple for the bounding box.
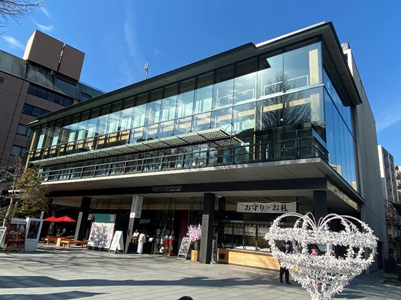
(237, 202, 296, 213)
(130, 196, 143, 219)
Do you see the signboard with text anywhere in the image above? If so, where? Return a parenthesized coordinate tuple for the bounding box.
(237, 202, 296, 213)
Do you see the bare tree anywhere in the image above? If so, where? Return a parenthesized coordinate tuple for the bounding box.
(261, 73, 310, 129)
(0, 0, 41, 26)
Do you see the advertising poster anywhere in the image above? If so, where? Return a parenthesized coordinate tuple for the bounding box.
(6, 218, 27, 252)
(88, 222, 115, 249)
(26, 219, 42, 240)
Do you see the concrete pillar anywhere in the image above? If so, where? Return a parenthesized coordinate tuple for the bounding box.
(217, 197, 226, 247)
(313, 191, 327, 222)
(199, 193, 215, 264)
(125, 195, 143, 253)
(77, 197, 91, 240)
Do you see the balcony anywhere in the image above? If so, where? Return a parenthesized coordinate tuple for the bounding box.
(37, 128, 328, 182)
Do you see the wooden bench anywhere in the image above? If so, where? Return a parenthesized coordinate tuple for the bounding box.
(43, 236, 58, 244)
(60, 239, 88, 248)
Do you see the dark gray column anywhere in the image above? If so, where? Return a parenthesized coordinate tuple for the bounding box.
(313, 191, 327, 222)
(77, 197, 91, 240)
(217, 197, 226, 247)
(199, 193, 215, 264)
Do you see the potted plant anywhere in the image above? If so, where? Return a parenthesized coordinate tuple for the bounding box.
(187, 224, 202, 250)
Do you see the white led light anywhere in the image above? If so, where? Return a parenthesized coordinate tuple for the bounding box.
(265, 212, 378, 300)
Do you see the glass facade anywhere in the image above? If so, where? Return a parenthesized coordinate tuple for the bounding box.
(323, 70, 357, 190)
(27, 40, 357, 190)
(30, 42, 323, 151)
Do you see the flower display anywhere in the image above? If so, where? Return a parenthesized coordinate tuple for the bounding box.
(265, 212, 378, 300)
(187, 224, 202, 242)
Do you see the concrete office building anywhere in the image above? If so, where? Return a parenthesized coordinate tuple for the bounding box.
(26, 22, 388, 269)
(378, 146, 401, 258)
(0, 30, 103, 167)
(378, 145, 399, 205)
(396, 165, 401, 201)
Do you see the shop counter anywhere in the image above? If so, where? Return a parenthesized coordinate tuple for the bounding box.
(217, 248, 280, 270)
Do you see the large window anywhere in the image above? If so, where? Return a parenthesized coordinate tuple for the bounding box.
(258, 53, 283, 98)
(176, 79, 194, 118)
(324, 71, 356, 190)
(30, 42, 324, 158)
(213, 66, 234, 109)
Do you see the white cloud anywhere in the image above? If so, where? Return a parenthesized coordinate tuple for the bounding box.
(376, 105, 401, 132)
(32, 19, 54, 32)
(2, 35, 25, 50)
(40, 7, 52, 20)
(123, 3, 146, 81)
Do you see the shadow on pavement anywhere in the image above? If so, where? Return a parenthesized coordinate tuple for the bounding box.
(0, 275, 269, 289)
(0, 291, 103, 299)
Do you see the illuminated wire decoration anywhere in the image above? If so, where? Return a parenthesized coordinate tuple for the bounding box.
(265, 212, 378, 300)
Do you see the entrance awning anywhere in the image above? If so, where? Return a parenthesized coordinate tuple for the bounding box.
(31, 128, 240, 167)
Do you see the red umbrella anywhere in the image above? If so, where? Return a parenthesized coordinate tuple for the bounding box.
(55, 215, 76, 223)
(43, 216, 59, 222)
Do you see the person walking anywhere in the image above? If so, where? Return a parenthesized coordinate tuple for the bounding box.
(279, 241, 293, 284)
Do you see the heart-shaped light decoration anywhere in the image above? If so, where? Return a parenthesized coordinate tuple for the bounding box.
(265, 212, 378, 300)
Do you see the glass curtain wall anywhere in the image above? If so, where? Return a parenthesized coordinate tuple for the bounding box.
(323, 70, 357, 190)
(30, 42, 324, 157)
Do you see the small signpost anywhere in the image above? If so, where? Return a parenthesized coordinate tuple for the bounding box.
(177, 237, 191, 260)
(0, 226, 6, 249)
(109, 231, 124, 254)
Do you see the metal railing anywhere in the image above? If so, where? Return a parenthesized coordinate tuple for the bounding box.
(39, 130, 328, 182)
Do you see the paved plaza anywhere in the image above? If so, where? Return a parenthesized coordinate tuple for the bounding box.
(0, 245, 400, 300)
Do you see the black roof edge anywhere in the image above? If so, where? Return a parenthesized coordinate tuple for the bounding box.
(29, 21, 362, 128)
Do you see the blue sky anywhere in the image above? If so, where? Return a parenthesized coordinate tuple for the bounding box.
(0, 0, 400, 164)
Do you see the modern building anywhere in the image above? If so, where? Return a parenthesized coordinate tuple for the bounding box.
(0, 30, 103, 168)
(378, 146, 401, 258)
(396, 165, 401, 201)
(378, 145, 399, 205)
(26, 22, 388, 269)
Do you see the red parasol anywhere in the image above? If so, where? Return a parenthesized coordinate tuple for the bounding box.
(55, 215, 76, 223)
(43, 216, 59, 222)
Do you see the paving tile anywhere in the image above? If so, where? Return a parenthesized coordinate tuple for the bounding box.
(0, 245, 400, 300)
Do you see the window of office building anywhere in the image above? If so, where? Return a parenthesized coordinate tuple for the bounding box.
(11, 145, 26, 158)
(22, 104, 50, 117)
(28, 83, 73, 107)
(16, 124, 31, 137)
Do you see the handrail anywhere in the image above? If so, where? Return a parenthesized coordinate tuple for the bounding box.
(40, 135, 328, 182)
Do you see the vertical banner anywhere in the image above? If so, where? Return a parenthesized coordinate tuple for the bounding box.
(125, 195, 143, 253)
(0, 226, 6, 248)
(130, 196, 143, 219)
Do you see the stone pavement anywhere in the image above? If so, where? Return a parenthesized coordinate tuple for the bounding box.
(0, 244, 400, 300)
